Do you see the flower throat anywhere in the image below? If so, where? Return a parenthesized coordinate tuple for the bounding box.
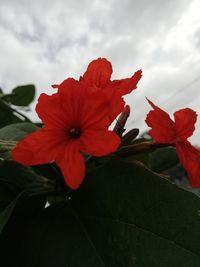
(69, 128, 82, 139)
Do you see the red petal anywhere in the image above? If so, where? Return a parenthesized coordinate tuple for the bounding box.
(145, 99, 176, 143)
(58, 78, 112, 129)
(36, 93, 72, 129)
(82, 58, 112, 88)
(51, 84, 59, 89)
(176, 141, 200, 187)
(58, 78, 84, 124)
(82, 102, 111, 129)
(109, 69, 142, 96)
(56, 141, 85, 189)
(80, 130, 121, 156)
(109, 96, 125, 122)
(11, 129, 68, 166)
(174, 108, 197, 140)
(106, 69, 142, 121)
(86, 89, 125, 124)
(89, 88, 125, 123)
(79, 92, 124, 133)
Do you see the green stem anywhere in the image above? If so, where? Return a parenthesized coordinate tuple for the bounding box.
(116, 142, 172, 157)
(0, 99, 31, 122)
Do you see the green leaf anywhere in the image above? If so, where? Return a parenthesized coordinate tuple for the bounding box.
(0, 122, 38, 141)
(71, 158, 200, 266)
(1, 202, 104, 267)
(0, 192, 24, 233)
(0, 194, 46, 266)
(2, 158, 200, 266)
(149, 146, 179, 172)
(0, 100, 22, 127)
(0, 160, 48, 232)
(0, 180, 46, 234)
(3, 85, 36, 106)
(0, 123, 38, 160)
(0, 161, 47, 192)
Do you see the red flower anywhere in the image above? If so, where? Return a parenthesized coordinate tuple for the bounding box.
(80, 58, 142, 121)
(11, 78, 121, 189)
(145, 99, 200, 187)
(54, 58, 142, 122)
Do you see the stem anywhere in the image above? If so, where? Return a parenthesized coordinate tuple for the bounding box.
(29, 189, 58, 197)
(29, 187, 71, 197)
(0, 99, 31, 122)
(12, 108, 31, 122)
(116, 141, 172, 157)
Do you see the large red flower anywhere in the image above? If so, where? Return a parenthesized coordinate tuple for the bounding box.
(11, 78, 121, 189)
(145, 99, 200, 187)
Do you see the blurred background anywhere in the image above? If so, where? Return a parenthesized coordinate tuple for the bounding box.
(0, 0, 200, 144)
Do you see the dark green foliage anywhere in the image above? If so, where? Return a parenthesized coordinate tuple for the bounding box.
(9, 202, 104, 267)
(0, 100, 22, 127)
(149, 146, 179, 172)
(1, 159, 200, 266)
(2, 85, 35, 106)
(0, 194, 46, 266)
(0, 84, 36, 127)
(0, 161, 48, 232)
(71, 159, 200, 266)
(0, 122, 38, 141)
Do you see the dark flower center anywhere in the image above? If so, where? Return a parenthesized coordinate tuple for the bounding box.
(69, 128, 82, 139)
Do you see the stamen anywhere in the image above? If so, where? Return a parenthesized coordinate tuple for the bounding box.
(69, 128, 81, 139)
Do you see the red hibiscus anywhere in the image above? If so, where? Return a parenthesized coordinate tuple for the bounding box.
(11, 78, 121, 189)
(145, 99, 200, 187)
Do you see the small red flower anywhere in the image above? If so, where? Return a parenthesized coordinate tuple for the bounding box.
(145, 98, 200, 187)
(12, 78, 121, 189)
(53, 58, 142, 122)
(80, 58, 142, 121)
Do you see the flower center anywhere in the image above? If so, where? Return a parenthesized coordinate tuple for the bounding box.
(69, 128, 82, 139)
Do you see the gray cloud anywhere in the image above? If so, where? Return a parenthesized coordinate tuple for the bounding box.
(0, 0, 200, 143)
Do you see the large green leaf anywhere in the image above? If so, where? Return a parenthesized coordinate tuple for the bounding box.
(0, 202, 104, 267)
(0, 194, 46, 266)
(2, 158, 200, 266)
(0, 192, 25, 233)
(2, 85, 35, 106)
(0, 122, 38, 141)
(0, 161, 48, 232)
(0, 122, 38, 160)
(0, 177, 46, 234)
(0, 161, 47, 193)
(149, 146, 179, 172)
(71, 158, 200, 266)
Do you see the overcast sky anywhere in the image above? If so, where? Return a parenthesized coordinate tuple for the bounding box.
(0, 0, 200, 143)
